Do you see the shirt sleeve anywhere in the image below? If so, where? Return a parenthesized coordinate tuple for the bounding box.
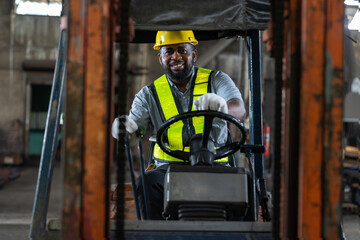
(211, 71, 242, 102)
(128, 86, 151, 132)
(208, 71, 243, 145)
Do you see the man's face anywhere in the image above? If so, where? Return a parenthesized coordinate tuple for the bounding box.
(158, 43, 197, 83)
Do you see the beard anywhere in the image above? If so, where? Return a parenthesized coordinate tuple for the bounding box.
(162, 62, 194, 82)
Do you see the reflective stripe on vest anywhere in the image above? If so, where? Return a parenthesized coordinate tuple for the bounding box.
(153, 68, 228, 163)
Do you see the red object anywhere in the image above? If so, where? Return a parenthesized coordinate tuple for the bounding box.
(263, 126, 270, 157)
(146, 163, 156, 171)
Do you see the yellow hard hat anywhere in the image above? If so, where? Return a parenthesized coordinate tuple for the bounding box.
(153, 30, 198, 50)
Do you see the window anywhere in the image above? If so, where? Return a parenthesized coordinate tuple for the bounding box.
(345, 0, 360, 31)
(15, 0, 62, 16)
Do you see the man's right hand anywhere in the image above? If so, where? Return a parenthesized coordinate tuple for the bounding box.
(111, 115, 138, 139)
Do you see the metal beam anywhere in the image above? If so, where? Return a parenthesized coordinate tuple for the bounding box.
(29, 29, 66, 240)
(82, 0, 113, 239)
(284, 0, 301, 237)
(248, 30, 264, 180)
(64, 0, 114, 239)
(247, 30, 264, 222)
(279, 0, 344, 238)
(63, 0, 85, 238)
(298, 1, 327, 238)
(322, 1, 343, 238)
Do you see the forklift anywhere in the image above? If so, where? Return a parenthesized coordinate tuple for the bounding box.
(29, 0, 345, 239)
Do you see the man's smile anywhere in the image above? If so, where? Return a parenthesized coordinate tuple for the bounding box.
(170, 62, 184, 71)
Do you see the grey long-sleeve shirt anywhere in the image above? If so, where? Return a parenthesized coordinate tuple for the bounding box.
(129, 67, 242, 147)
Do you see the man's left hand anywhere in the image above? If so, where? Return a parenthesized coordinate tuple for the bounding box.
(193, 93, 228, 114)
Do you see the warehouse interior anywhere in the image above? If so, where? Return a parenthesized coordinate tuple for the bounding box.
(0, 0, 360, 239)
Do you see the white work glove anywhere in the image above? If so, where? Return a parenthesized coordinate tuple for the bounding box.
(111, 115, 138, 139)
(193, 93, 228, 114)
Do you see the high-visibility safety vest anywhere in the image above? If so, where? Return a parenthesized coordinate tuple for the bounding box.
(152, 67, 228, 163)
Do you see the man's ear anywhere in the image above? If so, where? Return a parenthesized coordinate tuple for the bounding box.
(158, 52, 162, 65)
(193, 49, 198, 62)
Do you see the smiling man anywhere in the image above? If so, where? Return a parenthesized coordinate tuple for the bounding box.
(112, 30, 246, 219)
(157, 42, 196, 91)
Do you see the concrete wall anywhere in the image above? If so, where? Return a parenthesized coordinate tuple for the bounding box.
(0, 1, 59, 164)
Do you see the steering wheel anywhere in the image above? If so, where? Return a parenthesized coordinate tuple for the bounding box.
(156, 110, 247, 161)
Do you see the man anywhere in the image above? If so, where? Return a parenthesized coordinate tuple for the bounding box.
(112, 30, 246, 219)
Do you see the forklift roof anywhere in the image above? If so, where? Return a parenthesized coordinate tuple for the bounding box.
(130, 0, 271, 42)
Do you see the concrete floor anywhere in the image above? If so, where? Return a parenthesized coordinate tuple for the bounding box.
(0, 164, 359, 240)
(0, 164, 62, 240)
